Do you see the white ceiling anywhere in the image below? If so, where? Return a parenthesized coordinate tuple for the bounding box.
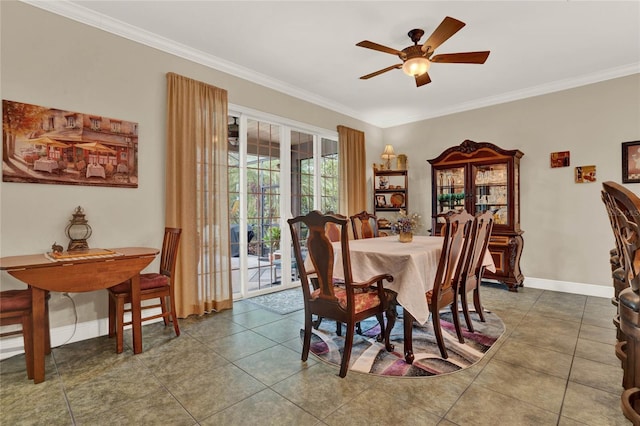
(26, 1, 640, 128)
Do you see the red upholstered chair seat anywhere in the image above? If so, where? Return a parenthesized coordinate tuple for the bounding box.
(0, 290, 32, 311)
(311, 286, 381, 312)
(0, 289, 52, 380)
(109, 273, 169, 294)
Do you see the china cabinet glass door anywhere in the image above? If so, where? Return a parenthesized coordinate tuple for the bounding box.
(472, 162, 509, 226)
(435, 166, 466, 214)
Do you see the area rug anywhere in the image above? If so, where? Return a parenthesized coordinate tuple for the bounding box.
(304, 309, 504, 377)
(245, 288, 304, 314)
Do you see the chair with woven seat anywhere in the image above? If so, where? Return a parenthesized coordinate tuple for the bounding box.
(288, 210, 393, 377)
(0, 289, 51, 379)
(405, 209, 473, 360)
(108, 227, 182, 353)
(457, 210, 494, 338)
(349, 210, 380, 239)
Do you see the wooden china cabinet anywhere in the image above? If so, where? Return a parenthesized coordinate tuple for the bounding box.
(428, 140, 524, 291)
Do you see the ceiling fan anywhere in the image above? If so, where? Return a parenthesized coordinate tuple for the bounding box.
(356, 16, 490, 87)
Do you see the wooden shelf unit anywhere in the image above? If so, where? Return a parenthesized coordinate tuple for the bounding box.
(373, 168, 408, 230)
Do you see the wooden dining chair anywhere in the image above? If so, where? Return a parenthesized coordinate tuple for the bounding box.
(0, 289, 51, 379)
(603, 181, 640, 392)
(602, 189, 629, 343)
(108, 227, 182, 354)
(457, 210, 494, 338)
(349, 210, 379, 239)
(622, 387, 640, 425)
(311, 213, 342, 331)
(405, 209, 473, 359)
(288, 210, 393, 377)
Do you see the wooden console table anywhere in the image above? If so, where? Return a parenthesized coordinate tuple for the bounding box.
(0, 247, 159, 383)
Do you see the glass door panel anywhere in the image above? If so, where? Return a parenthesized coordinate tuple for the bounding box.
(290, 130, 314, 282)
(320, 138, 339, 213)
(473, 163, 509, 225)
(243, 119, 281, 294)
(435, 166, 465, 214)
(228, 114, 339, 299)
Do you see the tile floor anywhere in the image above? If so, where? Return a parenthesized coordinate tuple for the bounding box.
(0, 284, 631, 425)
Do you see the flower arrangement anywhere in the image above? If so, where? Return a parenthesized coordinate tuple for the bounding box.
(390, 209, 421, 234)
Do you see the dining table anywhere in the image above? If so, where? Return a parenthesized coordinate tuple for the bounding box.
(330, 235, 495, 364)
(0, 247, 159, 383)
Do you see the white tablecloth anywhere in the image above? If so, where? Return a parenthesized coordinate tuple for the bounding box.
(86, 164, 106, 178)
(330, 235, 495, 325)
(33, 158, 58, 173)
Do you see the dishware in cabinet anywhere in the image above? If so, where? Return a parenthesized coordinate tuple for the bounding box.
(373, 168, 408, 231)
(428, 140, 524, 291)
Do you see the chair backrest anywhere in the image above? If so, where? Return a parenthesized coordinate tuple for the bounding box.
(325, 221, 342, 242)
(431, 210, 474, 308)
(602, 190, 626, 268)
(159, 227, 182, 280)
(324, 211, 344, 242)
(430, 211, 457, 236)
(350, 210, 379, 239)
(288, 211, 351, 304)
(459, 210, 494, 293)
(602, 182, 640, 292)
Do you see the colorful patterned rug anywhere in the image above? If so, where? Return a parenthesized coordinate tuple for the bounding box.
(305, 309, 504, 377)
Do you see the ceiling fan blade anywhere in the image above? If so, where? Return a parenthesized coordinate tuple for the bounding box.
(356, 40, 404, 57)
(430, 51, 490, 64)
(359, 64, 403, 80)
(415, 72, 432, 87)
(422, 16, 466, 54)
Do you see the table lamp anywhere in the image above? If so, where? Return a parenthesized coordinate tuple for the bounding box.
(381, 145, 396, 170)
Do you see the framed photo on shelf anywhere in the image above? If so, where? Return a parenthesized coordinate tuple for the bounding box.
(375, 195, 387, 208)
(622, 141, 640, 183)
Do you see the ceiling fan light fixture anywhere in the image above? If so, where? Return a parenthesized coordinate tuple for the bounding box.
(402, 57, 430, 77)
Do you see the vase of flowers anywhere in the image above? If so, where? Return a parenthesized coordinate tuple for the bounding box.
(390, 209, 421, 243)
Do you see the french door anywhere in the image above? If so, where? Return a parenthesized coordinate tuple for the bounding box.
(228, 111, 338, 299)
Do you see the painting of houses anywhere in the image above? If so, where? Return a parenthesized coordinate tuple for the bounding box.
(2, 100, 138, 188)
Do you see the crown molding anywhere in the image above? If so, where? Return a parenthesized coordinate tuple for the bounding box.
(21, 0, 366, 123)
(21, 1, 640, 129)
(369, 63, 640, 128)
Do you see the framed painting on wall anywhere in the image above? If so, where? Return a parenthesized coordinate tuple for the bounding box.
(575, 165, 596, 183)
(622, 141, 640, 183)
(2, 99, 138, 188)
(550, 151, 570, 168)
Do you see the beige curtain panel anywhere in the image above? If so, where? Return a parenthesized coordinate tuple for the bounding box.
(165, 72, 232, 317)
(337, 125, 367, 217)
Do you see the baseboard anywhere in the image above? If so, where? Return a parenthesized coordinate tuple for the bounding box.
(518, 277, 613, 299)
(0, 308, 163, 361)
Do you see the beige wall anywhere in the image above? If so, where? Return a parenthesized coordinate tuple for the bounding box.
(1, 1, 638, 338)
(382, 74, 640, 289)
(0, 2, 381, 330)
